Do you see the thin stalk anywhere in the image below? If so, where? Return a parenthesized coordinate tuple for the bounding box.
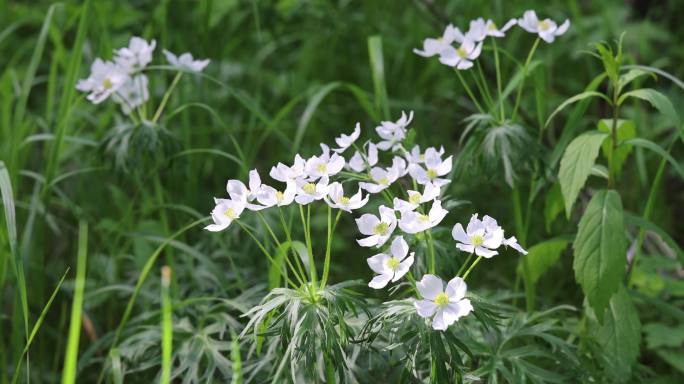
(492, 40, 505, 122)
(455, 70, 486, 114)
(235, 220, 297, 288)
(607, 85, 620, 188)
(426, 229, 437, 274)
(299, 205, 317, 290)
(320, 209, 342, 289)
(257, 212, 306, 286)
(160, 266, 172, 384)
(278, 207, 308, 283)
(152, 72, 182, 124)
(462, 256, 483, 281)
(511, 37, 540, 122)
(456, 252, 475, 277)
(474, 62, 496, 111)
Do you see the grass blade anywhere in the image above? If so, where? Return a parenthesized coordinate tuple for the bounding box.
(367, 35, 390, 120)
(160, 266, 172, 384)
(61, 220, 89, 384)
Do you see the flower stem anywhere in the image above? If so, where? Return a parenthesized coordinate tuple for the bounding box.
(152, 71, 183, 124)
(511, 37, 540, 122)
(474, 61, 496, 111)
(456, 252, 475, 277)
(462, 256, 483, 281)
(300, 205, 317, 291)
(257, 211, 307, 286)
(492, 40, 505, 122)
(426, 229, 436, 274)
(278, 207, 308, 283)
(455, 69, 486, 114)
(320, 209, 342, 289)
(235, 220, 297, 287)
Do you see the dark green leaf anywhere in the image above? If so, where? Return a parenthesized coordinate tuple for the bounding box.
(517, 238, 569, 285)
(558, 131, 608, 217)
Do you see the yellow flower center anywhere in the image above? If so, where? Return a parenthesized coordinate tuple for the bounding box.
(378, 176, 390, 185)
(409, 193, 422, 204)
(103, 78, 113, 89)
(456, 47, 467, 58)
(303, 183, 316, 194)
(340, 196, 350, 204)
(373, 222, 389, 235)
(419, 154, 425, 161)
(316, 163, 327, 173)
(488, 22, 498, 31)
(538, 20, 550, 31)
(386, 256, 400, 270)
(434, 292, 450, 308)
(418, 214, 430, 223)
(224, 208, 237, 219)
(471, 234, 484, 247)
(275, 191, 284, 202)
(427, 169, 438, 180)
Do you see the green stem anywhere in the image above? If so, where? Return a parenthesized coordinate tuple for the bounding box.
(455, 70, 486, 114)
(607, 85, 620, 188)
(320, 209, 342, 289)
(511, 37, 540, 122)
(235, 220, 297, 287)
(475, 61, 496, 111)
(257, 211, 307, 286)
(456, 252, 475, 277)
(152, 72, 183, 124)
(278, 207, 308, 284)
(492, 40, 505, 122)
(300, 205, 317, 290)
(462, 256, 483, 281)
(426, 229, 436, 274)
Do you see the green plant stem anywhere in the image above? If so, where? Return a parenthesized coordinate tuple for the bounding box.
(456, 252, 475, 277)
(299, 205, 317, 292)
(257, 211, 307, 286)
(426, 229, 436, 274)
(474, 62, 496, 111)
(607, 85, 620, 188)
(160, 266, 172, 384)
(511, 37, 540, 122)
(492, 40, 505, 122)
(462, 256, 483, 281)
(320, 209, 342, 289)
(278, 208, 308, 284)
(236, 220, 297, 288)
(455, 70, 486, 114)
(152, 72, 183, 124)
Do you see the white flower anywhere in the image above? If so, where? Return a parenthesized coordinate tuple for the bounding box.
(326, 182, 369, 212)
(414, 275, 473, 331)
(333, 123, 361, 153)
(112, 74, 149, 115)
(205, 198, 245, 232)
(347, 143, 378, 173)
(376, 111, 413, 151)
(367, 236, 415, 289)
(393, 183, 441, 212)
(405, 145, 445, 165)
(163, 49, 210, 72)
(76, 59, 128, 104)
(295, 176, 329, 205)
(413, 24, 465, 57)
(305, 152, 345, 180)
(503, 236, 528, 255)
(359, 166, 400, 194)
(270, 154, 306, 182)
(114, 36, 156, 72)
(226, 170, 267, 210)
(398, 200, 448, 234)
(390, 156, 409, 177)
(466, 18, 517, 41)
(517, 10, 570, 43)
(408, 150, 452, 187)
(439, 38, 483, 70)
(452, 214, 504, 257)
(256, 181, 296, 208)
(356, 205, 397, 247)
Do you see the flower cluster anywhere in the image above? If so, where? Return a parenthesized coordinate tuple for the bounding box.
(414, 10, 569, 70)
(76, 36, 209, 114)
(206, 110, 528, 331)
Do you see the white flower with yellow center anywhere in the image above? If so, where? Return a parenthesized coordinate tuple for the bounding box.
(398, 200, 448, 234)
(226, 169, 267, 211)
(163, 49, 210, 72)
(413, 24, 464, 57)
(356, 205, 397, 247)
(481, 215, 528, 255)
(76, 58, 128, 104)
(294, 176, 329, 205)
(256, 181, 296, 208)
(393, 183, 441, 212)
(333, 122, 361, 153)
(347, 142, 378, 173)
(414, 274, 473, 331)
(359, 166, 400, 194)
(452, 214, 504, 258)
(405, 145, 445, 165)
(366, 236, 415, 289)
(115, 36, 156, 73)
(326, 182, 369, 212)
(408, 150, 452, 187)
(270, 154, 306, 183)
(305, 152, 345, 180)
(466, 17, 517, 41)
(517, 10, 570, 43)
(112, 74, 149, 115)
(438, 38, 483, 70)
(376, 111, 413, 151)
(205, 198, 245, 232)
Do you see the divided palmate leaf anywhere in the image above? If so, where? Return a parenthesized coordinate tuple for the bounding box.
(573, 190, 626, 322)
(558, 131, 608, 217)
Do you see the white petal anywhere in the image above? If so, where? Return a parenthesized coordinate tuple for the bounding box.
(390, 235, 409, 260)
(431, 309, 448, 331)
(356, 214, 379, 235)
(392, 255, 414, 282)
(456, 243, 475, 254)
(357, 235, 380, 248)
(414, 299, 437, 318)
(445, 277, 467, 301)
(416, 274, 443, 300)
(367, 253, 390, 275)
(452, 223, 469, 243)
(555, 19, 570, 36)
(475, 246, 498, 258)
(368, 274, 392, 289)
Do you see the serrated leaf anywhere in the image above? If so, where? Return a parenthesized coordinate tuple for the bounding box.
(617, 88, 680, 128)
(589, 286, 641, 381)
(516, 238, 569, 285)
(573, 190, 626, 321)
(597, 119, 636, 178)
(558, 131, 608, 217)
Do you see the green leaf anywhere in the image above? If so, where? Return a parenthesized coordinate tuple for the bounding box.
(545, 91, 612, 128)
(597, 119, 636, 178)
(643, 323, 684, 349)
(623, 138, 684, 180)
(618, 68, 655, 93)
(367, 35, 390, 120)
(573, 190, 626, 321)
(617, 88, 680, 128)
(655, 350, 684, 375)
(589, 286, 641, 380)
(543, 182, 564, 232)
(558, 131, 608, 217)
(269, 241, 307, 289)
(516, 238, 569, 285)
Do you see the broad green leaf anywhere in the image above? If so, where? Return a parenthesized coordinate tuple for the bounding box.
(543, 182, 564, 232)
(623, 138, 684, 180)
(558, 131, 608, 217)
(643, 323, 684, 349)
(573, 190, 626, 321)
(545, 91, 612, 128)
(516, 238, 569, 285)
(617, 88, 680, 128)
(597, 119, 636, 178)
(589, 286, 641, 381)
